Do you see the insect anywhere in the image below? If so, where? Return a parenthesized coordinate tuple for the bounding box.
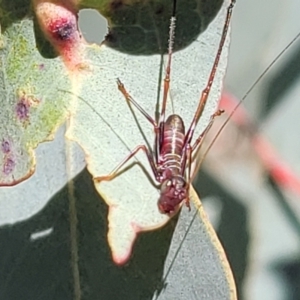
(93, 0, 236, 214)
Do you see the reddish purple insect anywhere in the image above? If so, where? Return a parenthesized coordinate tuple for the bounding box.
(94, 1, 236, 214)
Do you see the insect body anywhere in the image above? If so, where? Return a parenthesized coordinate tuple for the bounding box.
(154, 114, 187, 211)
(94, 0, 235, 214)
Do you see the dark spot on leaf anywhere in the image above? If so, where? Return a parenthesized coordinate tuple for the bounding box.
(50, 19, 75, 41)
(1, 139, 10, 154)
(154, 4, 164, 15)
(39, 63, 45, 70)
(16, 99, 29, 120)
(55, 23, 74, 41)
(110, 0, 124, 11)
(3, 157, 15, 175)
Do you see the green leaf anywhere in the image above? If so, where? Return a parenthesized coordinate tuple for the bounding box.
(80, 0, 224, 54)
(0, 18, 71, 185)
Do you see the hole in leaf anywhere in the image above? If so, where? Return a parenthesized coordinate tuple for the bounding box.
(78, 9, 108, 45)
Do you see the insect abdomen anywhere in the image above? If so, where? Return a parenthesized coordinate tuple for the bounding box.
(160, 114, 185, 174)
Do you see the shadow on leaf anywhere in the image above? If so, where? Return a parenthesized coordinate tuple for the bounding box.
(0, 168, 179, 300)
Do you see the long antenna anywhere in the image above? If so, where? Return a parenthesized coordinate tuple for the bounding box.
(159, 0, 177, 124)
(183, 0, 236, 147)
(196, 31, 300, 170)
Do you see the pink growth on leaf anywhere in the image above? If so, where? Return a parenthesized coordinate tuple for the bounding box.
(1, 138, 16, 177)
(34, 0, 85, 72)
(49, 18, 75, 41)
(15, 90, 40, 125)
(16, 99, 30, 121)
(3, 157, 15, 175)
(1, 139, 11, 154)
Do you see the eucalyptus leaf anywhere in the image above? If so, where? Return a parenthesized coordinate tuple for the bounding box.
(67, 0, 230, 263)
(0, 18, 71, 185)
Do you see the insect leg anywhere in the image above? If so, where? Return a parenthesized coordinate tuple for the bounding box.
(191, 109, 224, 152)
(181, 110, 224, 183)
(184, 0, 236, 147)
(117, 78, 161, 166)
(180, 109, 222, 211)
(180, 109, 224, 176)
(93, 145, 159, 182)
(117, 79, 157, 127)
(184, 144, 192, 211)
